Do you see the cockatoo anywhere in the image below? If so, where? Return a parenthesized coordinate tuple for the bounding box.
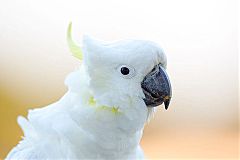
(6, 23, 172, 160)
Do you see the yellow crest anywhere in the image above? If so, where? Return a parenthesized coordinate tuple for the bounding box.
(67, 22, 83, 60)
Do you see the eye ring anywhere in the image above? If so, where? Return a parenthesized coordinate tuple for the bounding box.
(117, 65, 136, 79)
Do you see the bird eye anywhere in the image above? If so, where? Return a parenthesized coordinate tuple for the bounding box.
(117, 65, 136, 79)
(120, 67, 130, 75)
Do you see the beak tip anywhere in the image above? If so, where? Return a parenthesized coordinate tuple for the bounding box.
(164, 98, 171, 110)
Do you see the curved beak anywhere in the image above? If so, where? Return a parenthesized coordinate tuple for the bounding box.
(141, 64, 172, 110)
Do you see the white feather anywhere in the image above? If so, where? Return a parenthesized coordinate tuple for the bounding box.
(6, 37, 167, 160)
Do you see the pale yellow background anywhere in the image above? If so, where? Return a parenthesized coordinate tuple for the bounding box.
(0, 0, 239, 159)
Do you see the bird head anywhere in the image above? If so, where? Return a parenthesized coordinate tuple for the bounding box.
(67, 23, 172, 112)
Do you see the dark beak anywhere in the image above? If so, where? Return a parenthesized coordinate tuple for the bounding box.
(141, 64, 172, 110)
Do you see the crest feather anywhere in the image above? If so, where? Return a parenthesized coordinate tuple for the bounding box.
(67, 22, 83, 60)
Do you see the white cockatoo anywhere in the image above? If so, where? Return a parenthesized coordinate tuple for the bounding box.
(6, 23, 172, 160)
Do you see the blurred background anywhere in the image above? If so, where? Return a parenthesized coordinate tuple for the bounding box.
(0, 0, 238, 159)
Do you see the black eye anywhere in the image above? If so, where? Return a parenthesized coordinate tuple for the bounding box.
(117, 64, 136, 79)
(120, 67, 130, 75)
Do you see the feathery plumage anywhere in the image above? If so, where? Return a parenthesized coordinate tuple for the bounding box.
(6, 23, 171, 160)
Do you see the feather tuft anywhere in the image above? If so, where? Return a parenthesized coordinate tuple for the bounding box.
(67, 22, 83, 60)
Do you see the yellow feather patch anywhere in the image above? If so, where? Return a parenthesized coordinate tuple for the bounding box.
(98, 106, 120, 114)
(88, 97, 120, 114)
(88, 96, 96, 106)
(111, 107, 120, 114)
(67, 22, 83, 60)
